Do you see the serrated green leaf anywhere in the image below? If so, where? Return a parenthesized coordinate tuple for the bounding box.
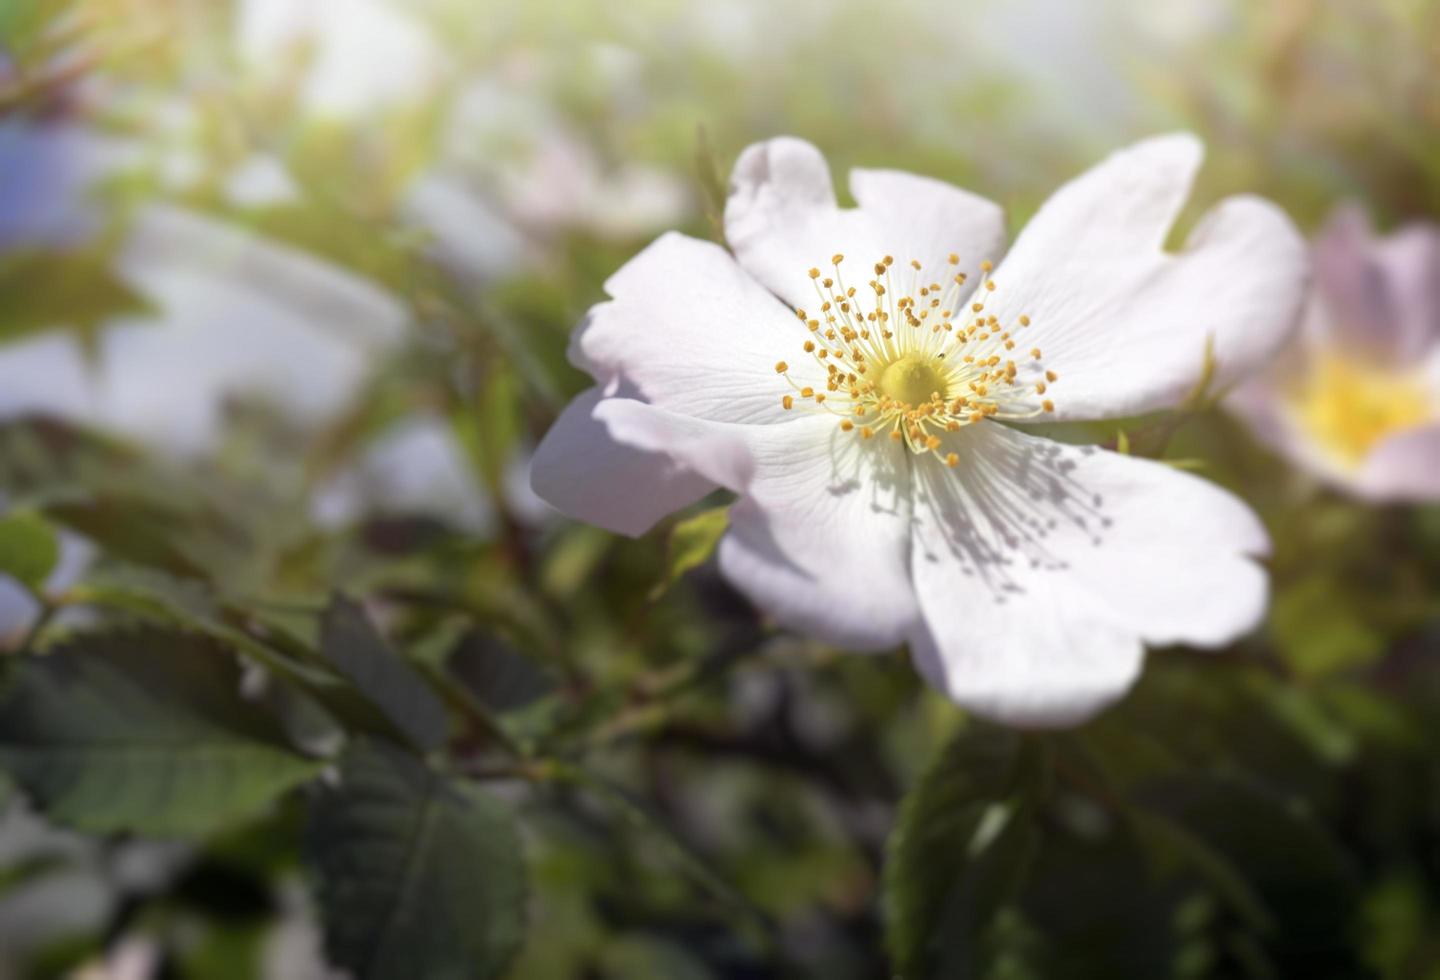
(0, 628, 321, 836)
(884, 726, 1044, 979)
(650, 505, 729, 600)
(0, 510, 59, 592)
(306, 739, 526, 980)
(320, 596, 448, 751)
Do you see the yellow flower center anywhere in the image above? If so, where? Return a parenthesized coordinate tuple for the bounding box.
(878, 354, 949, 406)
(1289, 353, 1432, 468)
(774, 252, 1056, 465)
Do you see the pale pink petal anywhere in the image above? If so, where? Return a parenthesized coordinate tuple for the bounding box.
(981, 134, 1306, 421)
(908, 421, 1269, 726)
(529, 389, 722, 537)
(1357, 424, 1440, 502)
(571, 232, 803, 425)
(1374, 221, 1440, 361)
(724, 137, 1005, 312)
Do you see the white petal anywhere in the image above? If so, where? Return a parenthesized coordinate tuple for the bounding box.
(528, 389, 721, 537)
(983, 134, 1306, 420)
(724, 137, 1006, 312)
(0, 332, 97, 424)
(95, 205, 408, 455)
(313, 414, 493, 532)
(571, 232, 803, 425)
(908, 421, 1269, 727)
(596, 399, 921, 649)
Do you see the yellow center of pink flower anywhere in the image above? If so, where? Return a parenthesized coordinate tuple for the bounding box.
(773, 253, 1056, 465)
(1289, 353, 1433, 468)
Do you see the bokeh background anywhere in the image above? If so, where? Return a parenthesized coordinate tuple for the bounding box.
(1, 0, 1439, 977)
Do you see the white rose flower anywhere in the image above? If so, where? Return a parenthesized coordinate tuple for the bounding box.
(531, 135, 1307, 726)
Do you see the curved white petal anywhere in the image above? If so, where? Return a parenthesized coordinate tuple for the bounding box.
(724, 137, 1006, 312)
(596, 399, 921, 649)
(1358, 423, 1440, 502)
(982, 134, 1306, 421)
(571, 232, 802, 425)
(908, 421, 1269, 727)
(529, 389, 722, 537)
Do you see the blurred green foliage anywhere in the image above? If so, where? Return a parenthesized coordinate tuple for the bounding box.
(0, 1, 1438, 978)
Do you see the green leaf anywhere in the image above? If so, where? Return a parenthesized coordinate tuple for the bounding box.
(649, 505, 730, 600)
(307, 739, 526, 980)
(454, 366, 521, 495)
(0, 510, 59, 592)
(0, 249, 152, 345)
(320, 596, 448, 751)
(0, 628, 321, 836)
(1270, 574, 1385, 680)
(884, 726, 1044, 979)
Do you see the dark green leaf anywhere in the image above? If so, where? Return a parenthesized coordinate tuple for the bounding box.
(449, 631, 555, 714)
(307, 739, 526, 980)
(0, 510, 59, 591)
(320, 596, 448, 751)
(0, 628, 320, 836)
(884, 726, 1044, 979)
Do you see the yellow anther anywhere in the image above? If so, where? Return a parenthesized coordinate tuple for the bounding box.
(1046, 370, 1058, 382)
(809, 268, 820, 279)
(1042, 399, 1055, 413)
(985, 280, 996, 291)
(801, 387, 814, 398)
(926, 435, 941, 450)
(1030, 348, 1042, 359)
(815, 393, 826, 403)
(889, 429, 903, 441)
(775, 361, 789, 373)
(782, 395, 794, 409)
(804, 341, 816, 353)
(861, 426, 875, 439)
(1019, 315, 1031, 327)
(1035, 382, 1047, 394)
(947, 253, 959, 265)
(840, 420, 855, 432)
(980, 260, 994, 272)
(944, 453, 959, 467)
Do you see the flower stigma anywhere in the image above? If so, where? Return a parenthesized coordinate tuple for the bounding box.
(777, 252, 1056, 465)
